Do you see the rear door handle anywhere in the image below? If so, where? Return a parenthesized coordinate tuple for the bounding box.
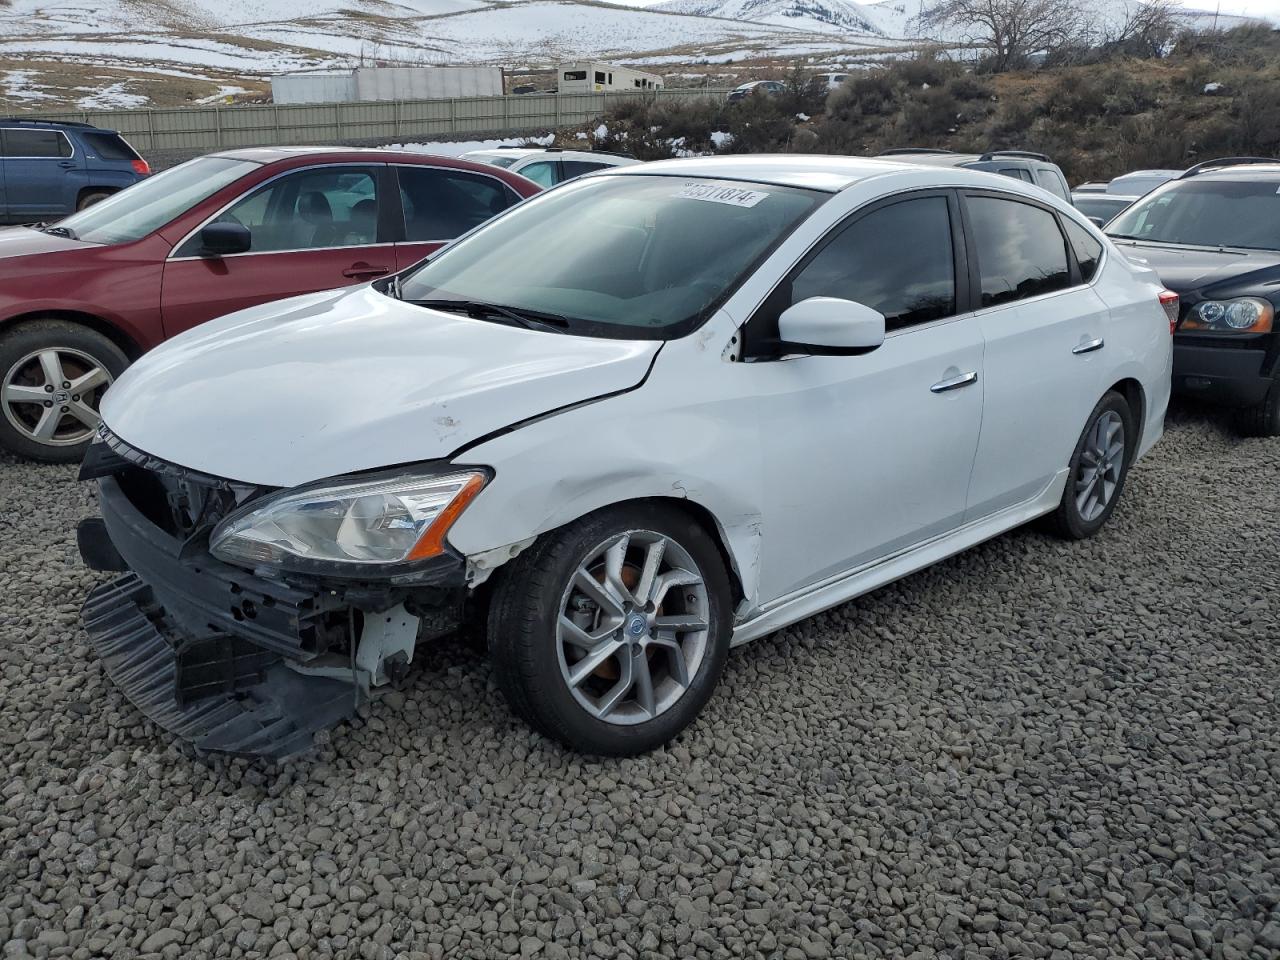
(58, 161, 76, 168)
(343, 263, 391, 279)
(1072, 337, 1105, 355)
(931, 371, 978, 393)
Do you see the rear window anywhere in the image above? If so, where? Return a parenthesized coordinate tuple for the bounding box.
(79, 131, 140, 161)
(966, 195, 1071, 307)
(1, 128, 72, 159)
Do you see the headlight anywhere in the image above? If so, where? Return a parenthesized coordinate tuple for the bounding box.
(210, 470, 487, 568)
(1181, 297, 1274, 334)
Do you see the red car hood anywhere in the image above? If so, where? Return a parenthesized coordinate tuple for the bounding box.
(0, 225, 88, 260)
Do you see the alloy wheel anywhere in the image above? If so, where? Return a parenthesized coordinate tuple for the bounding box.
(1074, 409, 1125, 522)
(556, 530, 710, 726)
(1, 348, 112, 448)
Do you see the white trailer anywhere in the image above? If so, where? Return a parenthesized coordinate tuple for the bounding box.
(556, 62, 664, 94)
(271, 66, 505, 105)
(352, 67, 504, 101)
(270, 71, 357, 105)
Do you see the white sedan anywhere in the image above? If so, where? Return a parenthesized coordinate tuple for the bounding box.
(80, 156, 1174, 759)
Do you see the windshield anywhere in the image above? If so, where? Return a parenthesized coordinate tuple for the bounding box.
(53, 156, 259, 245)
(1107, 178, 1280, 251)
(396, 174, 823, 339)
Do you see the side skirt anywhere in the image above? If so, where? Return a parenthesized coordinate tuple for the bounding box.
(729, 469, 1068, 647)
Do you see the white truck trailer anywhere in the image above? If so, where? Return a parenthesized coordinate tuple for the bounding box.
(272, 67, 505, 104)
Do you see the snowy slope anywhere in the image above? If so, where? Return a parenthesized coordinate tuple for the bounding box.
(654, 0, 888, 35)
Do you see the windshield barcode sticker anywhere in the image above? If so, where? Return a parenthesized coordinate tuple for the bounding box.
(675, 183, 769, 207)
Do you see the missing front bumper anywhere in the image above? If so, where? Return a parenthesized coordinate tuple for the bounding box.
(82, 574, 359, 760)
(77, 455, 469, 759)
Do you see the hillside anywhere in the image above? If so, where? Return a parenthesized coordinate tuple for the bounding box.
(0, 0, 1263, 109)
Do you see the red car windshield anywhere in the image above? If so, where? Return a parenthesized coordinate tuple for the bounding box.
(53, 156, 259, 246)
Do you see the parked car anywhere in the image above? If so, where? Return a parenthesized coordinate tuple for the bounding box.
(77, 156, 1173, 759)
(810, 73, 850, 93)
(460, 146, 639, 188)
(0, 147, 540, 462)
(1073, 192, 1136, 227)
(1107, 169, 1181, 197)
(879, 149, 1073, 205)
(1106, 157, 1280, 434)
(1, 118, 149, 224)
(727, 80, 786, 102)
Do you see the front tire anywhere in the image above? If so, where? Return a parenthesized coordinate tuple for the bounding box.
(1046, 390, 1135, 540)
(0, 321, 128, 463)
(1235, 379, 1280, 437)
(487, 503, 732, 755)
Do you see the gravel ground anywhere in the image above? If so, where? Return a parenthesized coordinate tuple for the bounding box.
(1, 401, 1277, 960)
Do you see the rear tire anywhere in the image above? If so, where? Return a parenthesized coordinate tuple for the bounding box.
(486, 503, 732, 756)
(77, 190, 112, 211)
(1235, 379, 1280, 437)
(0, 321, 128, 463)
(1046, 390, 1135, 540)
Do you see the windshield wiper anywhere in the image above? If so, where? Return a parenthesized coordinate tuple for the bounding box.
(41, 225, 77, 240)
(411, 299, 571, 334)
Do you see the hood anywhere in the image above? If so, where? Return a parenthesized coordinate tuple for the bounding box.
(101, 285, 659, 487)
(1112, 240, 1280, 297)
(0, 225, 87, 261)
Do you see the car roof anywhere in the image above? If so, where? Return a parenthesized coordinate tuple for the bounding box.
(1186, 163, 1280, 180)
(0, 118, 117, 135)
(606, 154, 1068, 195)
(464, 148, 542, 160)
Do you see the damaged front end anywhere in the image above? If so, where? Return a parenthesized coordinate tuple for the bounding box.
(76, 429, 472, 761)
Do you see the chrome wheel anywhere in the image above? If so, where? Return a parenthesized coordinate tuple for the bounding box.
(1074, 409, 1125, 522)
(556, 530, 710, 726)
(2, 347, 112, 448)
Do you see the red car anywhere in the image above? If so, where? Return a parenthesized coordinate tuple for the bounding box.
(0, 147, 541, 461)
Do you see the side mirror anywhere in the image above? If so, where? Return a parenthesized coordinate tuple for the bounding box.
(199, 222, 251, 257)
(777, 297, 886, 356)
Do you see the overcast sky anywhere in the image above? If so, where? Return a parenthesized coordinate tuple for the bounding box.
(609, 0, 1279, 15)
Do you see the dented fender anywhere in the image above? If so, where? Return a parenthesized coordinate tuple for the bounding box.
(450, 311, 767, 612)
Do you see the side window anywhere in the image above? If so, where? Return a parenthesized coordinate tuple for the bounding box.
(398, 166, 517, 242)
(1063, 218, 1104, 282)
(966, 195, 1071, 307)
(180, 166, 380, 256)
(789, 196, 956, 332)
(998, 168, 1034, 183)
(563, 70, 586, 81)
(517, 160, 558, 188)
(1036, 168, 1071, 202)
(594, 71, 606, 84)
(2, 129, 71, 158)
(561, 160, 608, 180)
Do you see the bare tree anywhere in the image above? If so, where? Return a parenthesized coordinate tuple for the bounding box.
(1103, 0, 1180, 57)
(923, 0, 1089, 71)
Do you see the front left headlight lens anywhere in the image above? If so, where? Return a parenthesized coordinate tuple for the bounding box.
(1182, 297, 1274, 334)
(210, 470, 487, 568)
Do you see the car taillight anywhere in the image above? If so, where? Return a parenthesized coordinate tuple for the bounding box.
(132, 159, 150, 175)
(1158, 290, 1179, 334)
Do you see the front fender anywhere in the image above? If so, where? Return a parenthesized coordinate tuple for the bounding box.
(448, 391, 765, 614)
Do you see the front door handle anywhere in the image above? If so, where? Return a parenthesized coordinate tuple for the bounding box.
(58, 161, 76, 169)
(931, 371, 978, 393)
(1072, 337, 1105, 355)
(343, 263, 391, 279)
